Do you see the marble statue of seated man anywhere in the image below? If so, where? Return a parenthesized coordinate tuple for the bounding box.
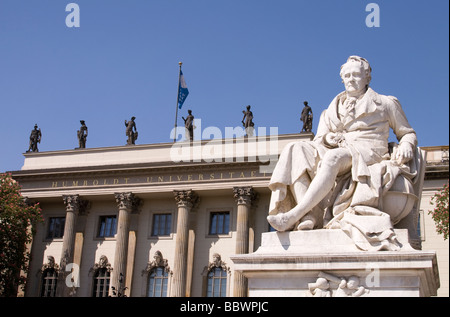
(267, 56, 420, 251)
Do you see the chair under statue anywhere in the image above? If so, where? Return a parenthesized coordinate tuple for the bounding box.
(384, 145, 426, 250)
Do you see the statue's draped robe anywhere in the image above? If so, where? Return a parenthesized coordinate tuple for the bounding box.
(269, 88, 418, 251)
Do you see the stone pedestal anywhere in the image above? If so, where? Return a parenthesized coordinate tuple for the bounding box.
(231, 229, 440, 297)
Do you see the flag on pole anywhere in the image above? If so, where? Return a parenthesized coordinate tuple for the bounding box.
(178, 70, 189, 109)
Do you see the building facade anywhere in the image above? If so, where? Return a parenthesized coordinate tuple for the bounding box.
(420, 145, 449, 297)
(10, 135, 449, 297)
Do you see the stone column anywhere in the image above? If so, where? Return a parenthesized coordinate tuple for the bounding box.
(112, 192, 140, 296)
(58, 195, 88, 297)
(172, 190, 198, 297)
(233, 186, 257, 297)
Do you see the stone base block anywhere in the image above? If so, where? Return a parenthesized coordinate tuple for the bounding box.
(231, 230, 440, 297)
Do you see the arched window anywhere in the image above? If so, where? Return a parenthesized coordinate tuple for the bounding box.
(90, 255, 112, 297)
(93, 267, 111, 297)
(142, 251, 172, 297)
(204, 253, 230, 297)
(147, 267, 169, 297)
(40, 268, 58, 297)
(207, 266, 227, 297)
(39, 256, 59, 297)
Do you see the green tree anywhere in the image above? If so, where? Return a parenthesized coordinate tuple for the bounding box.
(429, 183, 449, 240)
(0, 173, 42, 297)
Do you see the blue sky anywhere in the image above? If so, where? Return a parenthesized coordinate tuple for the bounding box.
(0, 0, 448, 172)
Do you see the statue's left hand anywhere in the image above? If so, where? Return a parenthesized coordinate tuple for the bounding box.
(394, 142, 414, 165)
(324, 132, 344, 148)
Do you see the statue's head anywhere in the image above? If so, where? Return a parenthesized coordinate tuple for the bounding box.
(304, 101, 308, 106)
(340, 56, 372, 96)
(212, 253, 221, 262)
(346, 276, 360, 290)
(47, 255, 55, 266)
(99, 255, 107, 265)
(154, 251, 162, 261)
(315, 277, 329, 289)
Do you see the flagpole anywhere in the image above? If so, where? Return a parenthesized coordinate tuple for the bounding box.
(173, 62, 182, 143)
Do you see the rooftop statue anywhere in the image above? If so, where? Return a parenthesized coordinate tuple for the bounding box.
(182, 109, 195, 142)
(125, 116, 138, 145)
(77, 120, 88, 149)
(300, 101, 313, 133)
(26, 124, 42, 153)
(242, 105, 255, 136)
(267, 56, 421, 251)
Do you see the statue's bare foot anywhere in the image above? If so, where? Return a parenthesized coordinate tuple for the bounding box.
(267, 212, 298, 232)
(297, 214, 316, 230)
(297, 219, 314, 230)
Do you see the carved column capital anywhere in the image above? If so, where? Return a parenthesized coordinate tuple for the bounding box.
(62, 194, 89, 214)
(173, 190, 198, 209)
(233, 186, 257, 206)
(62, 194, 80, 211)
(114, 192, 141, 212)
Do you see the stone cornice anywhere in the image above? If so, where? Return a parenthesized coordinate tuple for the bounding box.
(14, 160, 272, 199)
(11, 160, 270, 178)
(425, 165, 449, 180)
